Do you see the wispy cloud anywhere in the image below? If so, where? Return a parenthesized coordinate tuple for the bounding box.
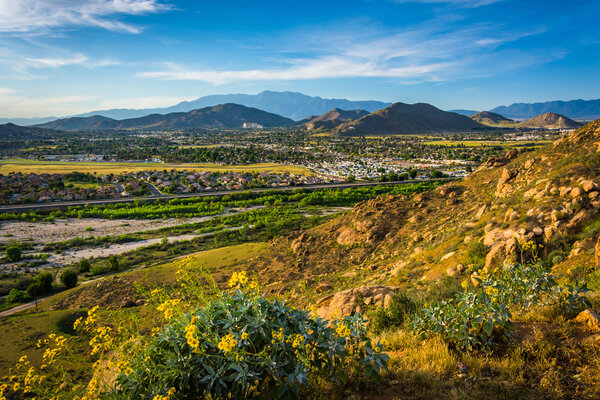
(138, 19, 549, 85)
(98, 96, 197, 109)
(393, 0, 503, 7)
(24, 54, 120, 69)
(0, 0, 170, 34)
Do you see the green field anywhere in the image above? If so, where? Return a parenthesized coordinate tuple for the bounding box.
(423, 140, 552, 148)
(0, 159, 312, 175)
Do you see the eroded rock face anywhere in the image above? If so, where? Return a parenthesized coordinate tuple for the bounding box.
(496, 168, 518, 198)
(316, 285, 398, 320)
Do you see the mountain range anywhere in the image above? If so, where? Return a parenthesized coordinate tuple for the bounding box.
(0, 123, 66, 139)
(34, 104, 294, 131)
(490, 99, 600, 120)
(516, 112, 583, 129)
(335, 102, 484, 135)
(70, 91, 391, 122)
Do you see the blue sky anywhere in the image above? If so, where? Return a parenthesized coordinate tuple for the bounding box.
(0, 0, 599, 117)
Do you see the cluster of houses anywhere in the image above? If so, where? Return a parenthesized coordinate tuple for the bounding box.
(126, 170, 331, 194)
(0, 173, 118, 205)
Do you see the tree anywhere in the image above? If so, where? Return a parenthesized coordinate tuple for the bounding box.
(109, 255, 119, 272)
(79, 259, 91, 273)
(408, 169, 418, 179)
(27, 272, 54, 298)
(60, 269, 78, 288)
(6, 288, 28, 304)
(347, 175, 356, 183)
(5, 246, 21, 262)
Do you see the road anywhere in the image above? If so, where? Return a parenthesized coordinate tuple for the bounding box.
(145, 182, 164, 196)
(0, 178, 453, 213)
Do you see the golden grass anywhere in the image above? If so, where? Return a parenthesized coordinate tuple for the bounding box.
(0, 158, 313, 176)
(423, 140, 552, 148)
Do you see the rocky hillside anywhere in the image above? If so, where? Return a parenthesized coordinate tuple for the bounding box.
(35, 104, 294, 131)
(335, 102, 485, 135)
(244, 119, 600, 304)
(302, 108, 369, 130)
(517, 112, 583, 129)
(470, 110, 515, 126)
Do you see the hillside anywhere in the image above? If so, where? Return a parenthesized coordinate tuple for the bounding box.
(492, 98, 600, 120)
(517, 112, 583, 129)
(303, 108, 369, 130)
(0, 123, 66, 139)
(469, 110, 515, 126)
(35, 103, 294, 131)
(71, 90, 391, 121)
(239, 119, 600, 299)
(335, 102, 486, 135)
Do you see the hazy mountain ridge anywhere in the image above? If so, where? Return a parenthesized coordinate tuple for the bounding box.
(72, 91, 391, 121)
(34, 104, 294, 131)
(0, 123, 67, 139)
(335, 102, 485, 135)
(491, 99, 600, 120)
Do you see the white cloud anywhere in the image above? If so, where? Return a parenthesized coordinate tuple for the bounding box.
(25, 55, 89, 68)
(138, 21, 545, 85)
(0, 87, 16, 95)
(0, 0, 170, 34)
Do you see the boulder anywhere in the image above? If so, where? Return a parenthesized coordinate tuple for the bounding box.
(575, 309, 600, 332)
(441, 251, 456, 261)
(571, 187, 583, 198)
(315, 283, 333, 293)
(316, 285, 399, 320)
(582, 180, 597, 193)
(532, 227, 544, 236)
(475, 204, 487, 219)
(484, 242, 505, 271)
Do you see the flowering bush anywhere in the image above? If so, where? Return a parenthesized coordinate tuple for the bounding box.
(0, 258, 387, 400)
(412, 262, 590, 352)
(111, 278, 388, 399)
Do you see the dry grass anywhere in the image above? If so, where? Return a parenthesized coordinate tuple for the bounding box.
(0, 158, 313, 175)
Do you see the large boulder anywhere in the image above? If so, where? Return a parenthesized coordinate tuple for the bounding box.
(316, 285, 398, 320)
(575, 309, 600, 332)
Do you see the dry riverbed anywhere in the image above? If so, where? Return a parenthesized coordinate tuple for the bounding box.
(0, 216, 221, 245)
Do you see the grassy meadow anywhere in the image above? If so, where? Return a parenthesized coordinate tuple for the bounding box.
(0, 158, 313, 175)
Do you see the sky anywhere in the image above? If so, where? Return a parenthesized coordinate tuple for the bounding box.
(0, 0, 599, 118)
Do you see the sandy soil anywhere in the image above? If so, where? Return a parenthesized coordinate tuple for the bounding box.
(48, 234, 198, 265)
(0, 216, 221, 245)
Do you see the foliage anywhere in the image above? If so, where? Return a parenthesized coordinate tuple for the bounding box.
(59, 269, 78, 289)
(5, 246, 22, 262)
(467, 241, 488, 266)
(78, 259, 91, 273)
(412, 262, 590, 353)
(26, 272, 53, 298)
(369, 291, 418, 334)
(6, 288, 28, 304)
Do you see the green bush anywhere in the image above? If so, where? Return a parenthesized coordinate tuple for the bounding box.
(467, 241, 488, 266)
(369, 291, 417, 334)
(26, 272, 53, 298)
(112, 290, 388, 400)
(59, 269, 78, 288)
(5, 246, 22, 262)
(108, 255, 119, 272)
(78, 259, 91, 273)
(6, 288, 28, 304)
(412, 263, 590, 352)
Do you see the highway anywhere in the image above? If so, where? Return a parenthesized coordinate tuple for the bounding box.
(0, 178, 453, 213)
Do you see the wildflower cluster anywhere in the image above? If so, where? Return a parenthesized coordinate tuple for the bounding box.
(228, 270, 249, 288)
(156, 299, 181, 320)
(217, 333, 238, 354)
(113, 284, 388, 400)
(413, 262, 590, 352)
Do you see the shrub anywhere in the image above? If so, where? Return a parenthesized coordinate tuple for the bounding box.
(467, 241, 488, 265)
(108, 255, 119, 272)
(60, 269, 78, 288)
(26, 272, 53, 297)
(112, 277, 388, 399)
(6, 288, 28, 304)
(412, 262, 590, 352)
(370, 291, 417, 334)
(78, 259, 91, 273)
(5, 246, 21, 262)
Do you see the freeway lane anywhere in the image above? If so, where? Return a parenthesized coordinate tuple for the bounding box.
(0, 178, 453, 213)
